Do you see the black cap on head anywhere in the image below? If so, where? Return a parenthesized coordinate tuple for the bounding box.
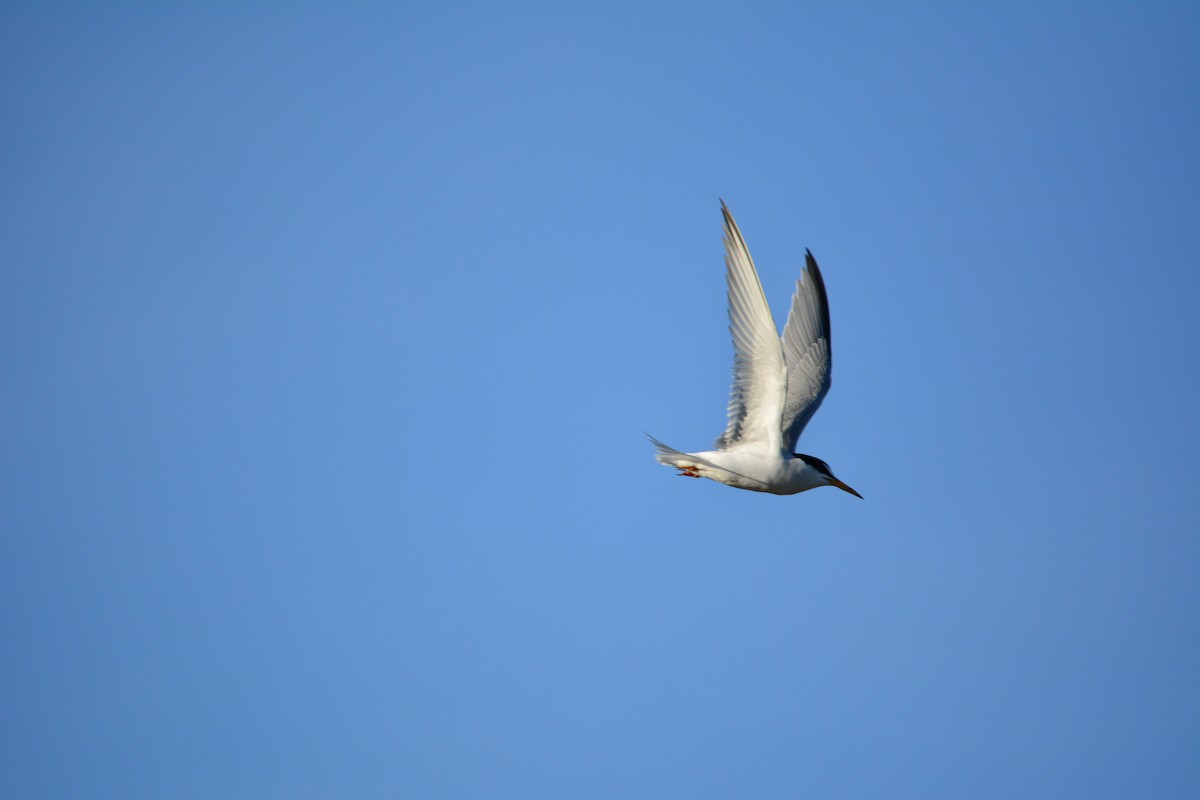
(794, 453, 833, 476)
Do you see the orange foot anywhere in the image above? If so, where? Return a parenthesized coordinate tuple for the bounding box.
(678, 466, 702, 478)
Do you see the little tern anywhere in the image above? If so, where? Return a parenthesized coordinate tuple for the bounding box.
(650, 201, 861, 498)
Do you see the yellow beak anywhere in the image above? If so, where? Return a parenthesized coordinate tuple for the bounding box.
(828, 477, 863, 499)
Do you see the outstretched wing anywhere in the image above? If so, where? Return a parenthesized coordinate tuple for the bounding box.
(779, 249, 832, 450)
(713, 201, 787, 452)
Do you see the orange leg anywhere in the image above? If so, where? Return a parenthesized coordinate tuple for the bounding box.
(678, 466, 701, 478)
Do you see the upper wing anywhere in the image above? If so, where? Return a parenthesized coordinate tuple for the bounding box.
(713, 201, 787, 452)
(779, 249, 832, 450)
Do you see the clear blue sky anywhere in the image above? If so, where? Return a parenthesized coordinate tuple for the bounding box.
(3, 4, 1199, 798)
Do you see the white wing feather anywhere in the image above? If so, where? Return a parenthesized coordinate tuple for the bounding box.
(713, 202, 787, 452)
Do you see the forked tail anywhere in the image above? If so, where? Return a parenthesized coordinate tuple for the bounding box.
(647, 434, 708, 478)
(645, 434, 689, 466)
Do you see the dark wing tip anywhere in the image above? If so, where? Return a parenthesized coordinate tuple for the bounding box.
(803, 248, 831, 336)
(719, 200, 747, 250)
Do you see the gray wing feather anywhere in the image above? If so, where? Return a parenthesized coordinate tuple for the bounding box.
(780, 249, 832, 450)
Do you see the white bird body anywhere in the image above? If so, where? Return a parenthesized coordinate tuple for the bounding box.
(650, 202, 861, 499)
(648, 441, 830, 495)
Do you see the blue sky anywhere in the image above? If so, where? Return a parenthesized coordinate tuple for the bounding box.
(3, 3, 1199, 798)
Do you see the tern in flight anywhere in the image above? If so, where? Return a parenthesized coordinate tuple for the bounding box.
(649, 201, 861, 498)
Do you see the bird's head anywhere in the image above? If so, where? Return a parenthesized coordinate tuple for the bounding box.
(794, 453, 862, 498)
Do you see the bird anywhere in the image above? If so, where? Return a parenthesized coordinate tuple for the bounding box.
(649, 201, 861, 498)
